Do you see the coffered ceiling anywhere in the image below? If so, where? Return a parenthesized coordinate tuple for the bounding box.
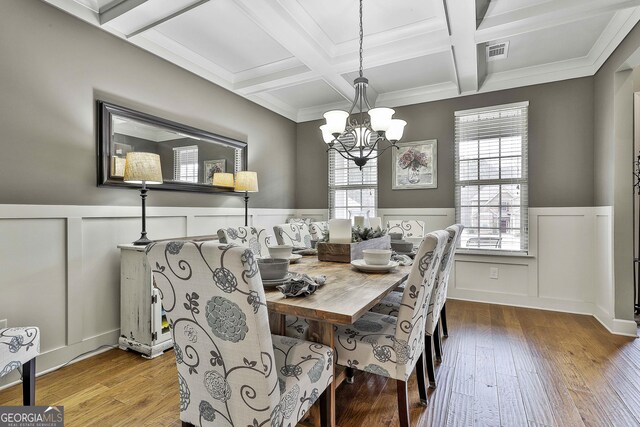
(44, 0, 640, 122)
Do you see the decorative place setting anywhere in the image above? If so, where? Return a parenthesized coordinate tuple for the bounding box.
(262, 245, 303, 263)
(351, 249, 399, 273)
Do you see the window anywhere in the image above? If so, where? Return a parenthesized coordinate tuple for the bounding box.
(455, 101, 529, 253)
(328, 150, 377, 220)
(173, 145, 198, 183)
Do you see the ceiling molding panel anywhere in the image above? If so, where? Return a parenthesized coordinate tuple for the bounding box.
(42, 0, 640, 122)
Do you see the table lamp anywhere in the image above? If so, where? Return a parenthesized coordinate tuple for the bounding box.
(235, 171, 258, 226)
(212, 172, 235, 188)
(123, 152, 163, 246)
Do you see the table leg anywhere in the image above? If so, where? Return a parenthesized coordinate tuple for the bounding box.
(308, 320, 335, 427)
(268, 312, 286, 336)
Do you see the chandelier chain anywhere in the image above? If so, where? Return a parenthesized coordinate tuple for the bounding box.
(359, 0, 363, 78)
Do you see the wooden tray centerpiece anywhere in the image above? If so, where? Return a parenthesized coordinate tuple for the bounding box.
(317, 226, 391, 263)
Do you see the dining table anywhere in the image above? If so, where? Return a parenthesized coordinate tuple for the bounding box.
(264, 256, 412, 427)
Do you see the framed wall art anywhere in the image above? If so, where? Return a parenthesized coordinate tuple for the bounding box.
(392, 139, 437, 189)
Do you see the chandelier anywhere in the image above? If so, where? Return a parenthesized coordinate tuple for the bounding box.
(320, 0, 406, 169)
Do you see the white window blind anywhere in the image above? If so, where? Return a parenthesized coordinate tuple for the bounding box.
(173, 145, 199, 183)
(455, 101, 529, 253)
(328, 149, 377, 220)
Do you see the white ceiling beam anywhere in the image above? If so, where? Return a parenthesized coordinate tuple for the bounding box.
(231, 0, 354, 102)
(476, 0, 640, 43)
(99, 0, 147, 24)
(235, 68, 320, 95)
(589, 8, 640, 71)
(124, 0, 210, 38)
(446, 0, 479, 94)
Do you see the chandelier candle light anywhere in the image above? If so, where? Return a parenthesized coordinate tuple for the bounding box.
(320, 0, 406, 169)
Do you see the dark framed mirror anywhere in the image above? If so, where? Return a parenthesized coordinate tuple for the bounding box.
(97, 100, 247, 194)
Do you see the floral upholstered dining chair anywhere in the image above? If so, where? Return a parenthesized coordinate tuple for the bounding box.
(309, 221, 328, 241)
(370, 224, 463, 388)
(0, 327, 40, 405)
(273, 223, 313, 248)
(387, 219, 426, 239)
(146, 241, 333, 427)
(218, 226, 310, 340)
(217, 226, 273, 258)
(333, 230, 448, 427)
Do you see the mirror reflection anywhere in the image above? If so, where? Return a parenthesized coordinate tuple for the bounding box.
(98, 101, 247, 193)
(110, 116, 240, 185)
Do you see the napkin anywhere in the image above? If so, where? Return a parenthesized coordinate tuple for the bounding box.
(276, 273, 327, 297)
(392, 254, 413, 266)
(293, 248, 318, 256)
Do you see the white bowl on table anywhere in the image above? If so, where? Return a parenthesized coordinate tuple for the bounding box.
(362, 249, 392, 265)
(268, 245, 293, 259)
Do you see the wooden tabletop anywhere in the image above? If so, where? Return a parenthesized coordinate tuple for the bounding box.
(264, 257, 410, 325)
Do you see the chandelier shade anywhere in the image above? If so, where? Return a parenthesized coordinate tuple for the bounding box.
(319, 0, 406, 169)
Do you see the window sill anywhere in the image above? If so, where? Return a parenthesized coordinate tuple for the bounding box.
(456, 250, 535, 259)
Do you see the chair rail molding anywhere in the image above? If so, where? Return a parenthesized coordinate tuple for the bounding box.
(1, 204, 634, 390)
(296, 206, 636, 337)
(0, 203, 298, 389)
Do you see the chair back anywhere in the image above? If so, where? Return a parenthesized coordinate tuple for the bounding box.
(425, 224, 464, 335)
(273, 223, 313, 248)
(387, 220, 426, 239)
(394, 230, 448, 380)
(146, 241, 280, 427)
(286, 217, 313, 225)
(309, 221, 328, 240)
(217, 226, 272, 257)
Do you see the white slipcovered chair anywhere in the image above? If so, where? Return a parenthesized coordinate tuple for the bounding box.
(309, 221, 328, 241)
(333, 230, 448, 427)
(273, 223, 313, 248)
(146, 241, 333, 427)
(370, 224, 463, 388)
(387, 219, 426, 239)
(0, 327, 40, 405)
(216, 226, 273, 258)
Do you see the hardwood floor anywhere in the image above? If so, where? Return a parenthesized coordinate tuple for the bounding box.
(1, 300, 639, 426)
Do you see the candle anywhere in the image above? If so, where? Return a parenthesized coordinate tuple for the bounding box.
(329, 219, 352, 244)
(353, 215, 365, 228)
(369, 217, 382, 230)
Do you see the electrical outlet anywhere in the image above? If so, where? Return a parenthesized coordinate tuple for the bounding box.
(489, 267, 499, 279)
(0, 319, 7, 329)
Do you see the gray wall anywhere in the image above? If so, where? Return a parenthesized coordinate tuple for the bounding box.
(296, 77, 595, 209)
(0, 0, 297, 209)
(593, 21, 640, 321)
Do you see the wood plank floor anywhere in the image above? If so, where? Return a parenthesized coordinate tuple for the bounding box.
(1, 300, 639, 426)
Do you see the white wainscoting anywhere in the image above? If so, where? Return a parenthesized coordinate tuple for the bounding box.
(0, 204, 297, 388)
(1, 205, 633, 389)
(298, 207, 635, 336)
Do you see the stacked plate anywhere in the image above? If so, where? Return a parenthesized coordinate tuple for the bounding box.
(391, 239, 416, 256)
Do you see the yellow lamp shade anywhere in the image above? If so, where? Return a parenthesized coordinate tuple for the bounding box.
(212, 172, 235, 188)
(123, 152, 163, 184)
(235, 171, 259, 192)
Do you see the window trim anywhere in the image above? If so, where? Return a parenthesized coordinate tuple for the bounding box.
(328, 150, 378, 220)
(173, 145, 199, 183)
(454, 101, 529, 255)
